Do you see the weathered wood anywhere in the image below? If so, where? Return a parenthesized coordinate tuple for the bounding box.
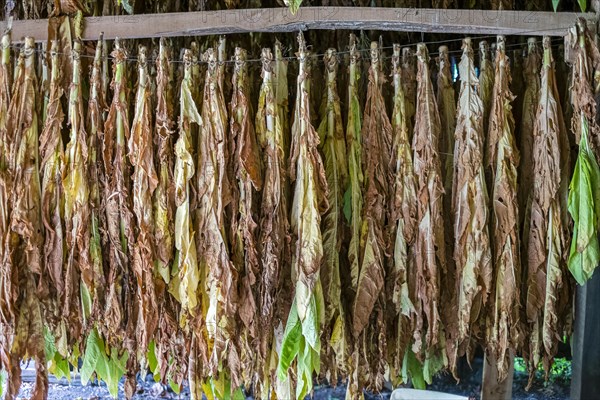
(481, 351, 514, 400)
(0, 8, 596, 43)
(571, 268, 600, 400)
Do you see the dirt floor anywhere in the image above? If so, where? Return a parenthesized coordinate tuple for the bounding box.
(17, 356, 570, 399)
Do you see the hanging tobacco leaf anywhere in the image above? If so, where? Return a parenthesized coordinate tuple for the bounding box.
(567, 19, 600, 285)
(388, 43, 417, 383)
(526, 36, 571, 386)
(230, 47, 263, 387)
(86, 35, 107, 327)
(197, 46, 238, 391)
(352, 41, 392, 339)
(256, 46, 292, 400)
(451, 38, 492, 375)
(278, 32, 329, 400)
(479, 41, 494, 136)
(519, 38, 541, 235)
(412, 42, 447, 384)
(486, 36, 522, 382)
(129, 45, 159, 360)
(39, 40, 65, 342)
(101, 39, 134, 398)
(4, 37, 47, 400)
(317, 48, 348, 384)
(153, 38, 175, 285)
(343, 34, 366, 400)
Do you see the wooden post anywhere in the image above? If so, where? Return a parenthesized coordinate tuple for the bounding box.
(480, 351, 514, 400)
(570, 269, 600, 400)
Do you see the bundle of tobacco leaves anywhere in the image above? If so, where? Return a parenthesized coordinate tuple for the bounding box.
(526, 36, 572, 387)
(486, 36, 522, 382)
(278, 32, 329, 400)
(450, 38, 492, 375)
(4, 37, 47, 400)
(256, 46, 292, 400)
(128, 45, 159, 363)
(567, 19, 600, 285)
(230, 47, 263, 387)
(388, 43, 417, 384)
(411, 42, 447, 384)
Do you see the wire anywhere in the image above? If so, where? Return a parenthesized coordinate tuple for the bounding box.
(4, 23, 570, 65)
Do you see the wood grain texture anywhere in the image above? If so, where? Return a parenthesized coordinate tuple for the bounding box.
(0, 8, 596, 43)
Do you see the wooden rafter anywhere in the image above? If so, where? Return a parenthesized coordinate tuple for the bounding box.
(0, 7, 596, 43)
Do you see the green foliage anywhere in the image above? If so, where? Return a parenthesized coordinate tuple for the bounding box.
(80, 327, 129, 398)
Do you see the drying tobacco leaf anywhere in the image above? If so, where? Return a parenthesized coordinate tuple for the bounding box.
(519, 38, 541, 233)
(343, 35, 366, 400)
(153, 38, 175, 285)
(63, 39, 93, 337)
(486, 36, 521, 382)
(388, 43, 417, 382)
(479, 41, 494, 135)
(567, 19, 600, 285)
(401, 47, 417, 140)
(4, 37, 48, 400)
(197, 46, 238, 392)
(451, 38, 492, 375)
(526, 37, 571, 386)
(412, 42, 447, 383)
(437, 45, 457, 194)
(86, 35, 107, 326)
(39, 40, 65, 339)
(101, 39, 134, 398)
(256, 47, 292, 400)
(173, 49, 200, 318)
(129, 46, 159, 360)
(352, 41, 391, 339)
(0, 32, 12, 330)
(230, 47, 263, 386)
(317, 48, 348, 384)
(278, 32, 329, 400)
(275, 41, 290, 159)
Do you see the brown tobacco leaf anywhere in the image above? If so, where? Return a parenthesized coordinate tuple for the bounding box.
(39, 41, 65, 310)
(86, 37, 108, 324)
(153, 38, 175, 285)
(401, 47, 417, 141)
(197, 47, 238, 384)
(128, 46, 159, 358)
(317, 48, 349, 383)
(519, 38, 541, 235)
(63, 40, 91, 344)
(412, 43, 447, 359)
(479, 41, 494, 135)
(0, 33, 13, 326)
(388, 43, 417, 380)
(230, 47, 263, 385)
(486, 37, 522, 382)
(255, 47, 292, 397)
(450, 38, 492, 375)
(102, 40, 135, 352)
(526, 37, 571, 384)
(4, 37, 47, 400)
(352, 42, 392, 338)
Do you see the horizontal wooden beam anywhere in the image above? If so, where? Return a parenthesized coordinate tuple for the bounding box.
(0, 8, 595, 43)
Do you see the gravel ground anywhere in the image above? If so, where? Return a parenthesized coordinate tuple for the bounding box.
(16, 357, 569, 400)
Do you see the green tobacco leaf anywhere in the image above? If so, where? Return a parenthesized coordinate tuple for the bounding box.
(552, 0, 560, 11)
(568, 129, 600, 285)
(118, 0, 133, 14)
(147, 341, 159, 380)
(169, 378, 181, 394)
(402, 349, 426, 390)
(80, 328, 104, 386)
(287, 0, 302, 14)
(578, 0, 587, 11)
(278, 300, 302, 380)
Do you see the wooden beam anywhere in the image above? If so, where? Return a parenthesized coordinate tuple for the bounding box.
(0, 8, 596, 43)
